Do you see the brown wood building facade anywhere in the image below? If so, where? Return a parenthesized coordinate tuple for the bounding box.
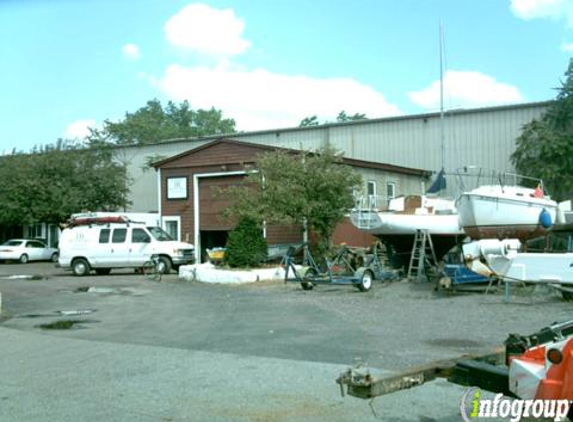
(154, 138, 429, 262)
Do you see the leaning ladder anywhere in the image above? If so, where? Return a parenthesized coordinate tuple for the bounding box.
(407, 229, 438, 281)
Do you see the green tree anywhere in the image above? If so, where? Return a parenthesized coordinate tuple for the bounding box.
(299, 115, 319, 127)
(89, 99, 236, 145)
(298, 111, 367, 127)
(224, 147, 362, 257)
(336, 111, 367, 122)
(511, 60, 573, 201)
(0, 140, 130, 226)
(224, 217, 268, 268)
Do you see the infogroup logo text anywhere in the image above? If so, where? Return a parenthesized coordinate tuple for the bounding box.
(460, 388, 570, 422)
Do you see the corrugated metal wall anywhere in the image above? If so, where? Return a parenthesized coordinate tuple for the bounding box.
(121, 101, 549, 212)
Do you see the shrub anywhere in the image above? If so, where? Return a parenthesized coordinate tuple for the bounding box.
(224, 217, 268, 268)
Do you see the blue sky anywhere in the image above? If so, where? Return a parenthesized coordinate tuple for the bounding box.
(1, 0, 573, 152)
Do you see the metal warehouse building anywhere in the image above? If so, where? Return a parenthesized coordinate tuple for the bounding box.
(121, 100, 550, 214)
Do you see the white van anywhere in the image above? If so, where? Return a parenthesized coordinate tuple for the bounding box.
(58, 221, 195, 276)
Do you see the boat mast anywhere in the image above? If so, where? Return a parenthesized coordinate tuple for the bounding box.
(439, 22, 445, 175)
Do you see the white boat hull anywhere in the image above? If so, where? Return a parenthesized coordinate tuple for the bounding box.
(457, 186, 557, 240)
(350, 209, 465, 268)
(350, 211, 462, 236)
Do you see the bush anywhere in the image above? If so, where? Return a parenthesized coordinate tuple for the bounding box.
(224, 217, 268, 268)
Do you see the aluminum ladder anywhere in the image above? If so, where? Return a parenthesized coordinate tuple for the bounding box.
(407, 229, 438, 281)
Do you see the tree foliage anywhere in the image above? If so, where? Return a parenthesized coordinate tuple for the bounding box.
(224, 147, 363, 255)
(88, 99, 236, 145)
(511, 60, 573, 201)
(224, 217, 268, 268)
(298, 111, 367, 127)
(299, 115, 319, 127)
(0, 141, 130, 225)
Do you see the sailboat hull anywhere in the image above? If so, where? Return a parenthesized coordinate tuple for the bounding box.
(456, 185, 557, 240)
(350, 206, 465, 268)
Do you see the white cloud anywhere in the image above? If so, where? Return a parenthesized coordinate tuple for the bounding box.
(408, 71, 524, 110)
(157, 63, 401, 130)
(64, 119, 96, 140)
(561, 41, 573, 50)
(510, 0, 573, 26)
(164, 3, 250, 57)
(122, 43, 141, 60)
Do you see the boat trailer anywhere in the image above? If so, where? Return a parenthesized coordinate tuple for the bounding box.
(283, 242, 397, 292)
(337, 319, 573, 416)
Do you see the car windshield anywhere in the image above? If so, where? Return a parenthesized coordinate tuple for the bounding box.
(147, 227, 174, 241)
(3, 240, 23, 247)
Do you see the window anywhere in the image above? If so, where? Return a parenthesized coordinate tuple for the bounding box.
(99, 229, 110, 243)
(112, 228, 127, 243)
(132, 228, 151, 243)
(163, 216, 181, 241)
(386, 182, 396, 205)
(367, 181, 377, 207)
(27, 223, 43, 239)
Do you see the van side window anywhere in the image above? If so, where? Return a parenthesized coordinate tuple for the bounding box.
(99, 229, 110, 243)
(112, 228, 127, 243)
(132, 228, 151, 243)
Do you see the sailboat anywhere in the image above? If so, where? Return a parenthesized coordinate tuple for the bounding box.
(350, 25, 464, 267)
(455, 172, 558, 240)
(350, 171, 465, 267)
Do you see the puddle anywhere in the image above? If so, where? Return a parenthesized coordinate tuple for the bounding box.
(75, 286, 117, 294)
(0, 275, 48, 280)
(36, 319, 99, 330)
(73, 286, 148, 296)
(16, 309, 97, 318)
(57, 309, 97, 316)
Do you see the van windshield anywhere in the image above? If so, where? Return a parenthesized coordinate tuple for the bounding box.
(147, 227, 175, 241)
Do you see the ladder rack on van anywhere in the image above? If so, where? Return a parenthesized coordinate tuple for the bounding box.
(65, 215, 133, 228)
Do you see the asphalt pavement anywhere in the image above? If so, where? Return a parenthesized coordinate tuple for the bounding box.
(1, 262, 571, 421)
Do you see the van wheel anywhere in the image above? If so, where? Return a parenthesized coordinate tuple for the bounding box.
(157, 256, 172, 274)
(72, 258, 90, 276)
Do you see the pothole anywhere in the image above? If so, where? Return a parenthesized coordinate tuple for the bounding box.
(36, 319, 99, 330)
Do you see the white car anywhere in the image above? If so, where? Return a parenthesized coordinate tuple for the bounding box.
(0, 239, 59, 263)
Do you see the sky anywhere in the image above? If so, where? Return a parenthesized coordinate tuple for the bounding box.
(1, 0, 573, 152)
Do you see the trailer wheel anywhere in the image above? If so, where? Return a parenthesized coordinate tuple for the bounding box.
(301, 268, 316, 291)
(357, 269, 373, 292)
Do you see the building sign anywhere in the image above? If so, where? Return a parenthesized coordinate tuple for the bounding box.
(167, 177, 187, 199)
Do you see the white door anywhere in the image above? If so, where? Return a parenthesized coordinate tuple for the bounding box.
(25, 240, 45, 261)
(108, 228, 131, 266)
(129, 227, 152, 266)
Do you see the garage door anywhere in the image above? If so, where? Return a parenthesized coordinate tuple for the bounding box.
(198, 174, 246, 230)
